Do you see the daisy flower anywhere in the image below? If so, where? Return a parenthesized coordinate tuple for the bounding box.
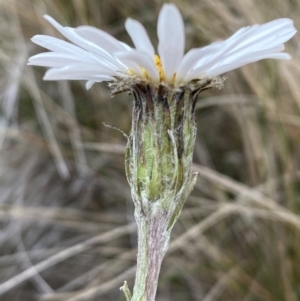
(28, 4, 296, 91)
(27, 5, 297, 301)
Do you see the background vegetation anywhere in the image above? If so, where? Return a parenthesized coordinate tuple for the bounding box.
(0, 0, 300, 300)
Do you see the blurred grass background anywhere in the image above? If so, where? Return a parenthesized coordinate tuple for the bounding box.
(1, 0, 300, 300)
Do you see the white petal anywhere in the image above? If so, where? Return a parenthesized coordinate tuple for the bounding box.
(44, 63, 115, 81)
(117, 51, 159, 81)
(32, 35, 94, 59)
(157, 4, 185, 81)
(74, 25, 128, 54)
(186, 18, 296, 80)
(114, 56, 144, 77)
(120, 42, 133, 51)
(211, 45, 284, 67)
(189, 48, 228, 77)
(224, 19, 295, 57)
(207, 52, 291, 77)
(28, 52, 86, 67)
(176, 42, 223, 82)
(86, 81, 95, 89)
(125, 18, 155, 57)
(31, 35, 118, 71)
(43, 15, 127, 72)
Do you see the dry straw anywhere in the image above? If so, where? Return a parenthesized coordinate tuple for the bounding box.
(1, 1, 300, 301)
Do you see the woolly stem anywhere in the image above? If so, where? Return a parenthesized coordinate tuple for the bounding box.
(122, 83, 204, 301)
(131, 209, 170, 301)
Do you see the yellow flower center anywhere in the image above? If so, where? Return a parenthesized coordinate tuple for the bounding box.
(154, 55, 165, 82)
(128, 55, 167, 83)
(141, 67, 149, 80)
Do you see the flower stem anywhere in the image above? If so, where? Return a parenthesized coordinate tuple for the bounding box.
(131, 209, 171, 301)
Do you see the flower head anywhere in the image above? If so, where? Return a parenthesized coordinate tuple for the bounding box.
(28, 4, 296, 90)
(27, 7, 297, 300)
